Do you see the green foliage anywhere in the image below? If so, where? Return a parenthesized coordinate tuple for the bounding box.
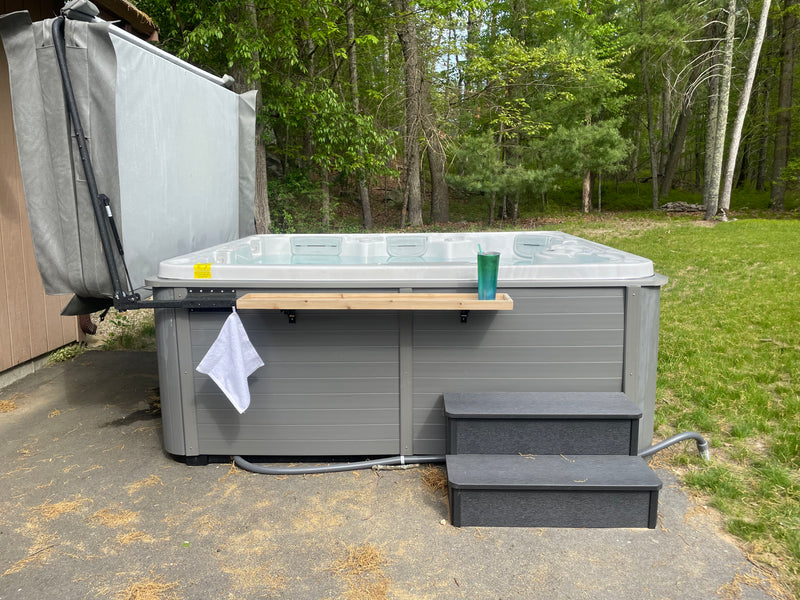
(48, 343, 86, 364)
(447, 133, 504, 195)
(780, 158, 800, 188)
(100, 311, 157, 351)
(136, 0, 397, 214)
(268, 173, 326, 233)
(136, 0, 798, 230)
(301, 87, 397, 180)
(447, 133, 560, 221)
(546, 119, 632, 177)
(445, 0, 633, 214)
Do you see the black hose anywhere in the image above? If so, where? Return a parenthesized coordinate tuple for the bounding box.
(639, 431, 710, 460)
(233, 455, 445, 475)
(51, 16, 129, 301)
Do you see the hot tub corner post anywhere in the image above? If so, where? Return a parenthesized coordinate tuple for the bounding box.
(622, 283, 661, 452)
(153, 287, 186, 456)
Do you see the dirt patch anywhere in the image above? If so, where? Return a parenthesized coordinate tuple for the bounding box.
(190, 514, 221, 536)
(114, 577, 180, 600)
(2, 534, 57, 576)
(115, 531, 156, 545)
(90, 508, 139, 528)
(32, 496, 92, 521)
(718, 568, 795, 600)
(292, 497, 346, 532)
(330, 543, 391, 600)
(221, 565, 287, 594)
(126, 474, 163, 495)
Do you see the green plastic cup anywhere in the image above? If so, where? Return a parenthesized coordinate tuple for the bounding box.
(477, 252, 500, 300)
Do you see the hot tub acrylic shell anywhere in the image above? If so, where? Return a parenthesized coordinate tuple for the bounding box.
(157, 231, 655, 283)
(149, 232, 666, 461)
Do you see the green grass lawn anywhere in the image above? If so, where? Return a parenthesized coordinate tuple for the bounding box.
(558, 215, 800, 596)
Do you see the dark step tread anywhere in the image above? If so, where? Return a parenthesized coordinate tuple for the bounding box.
(446, 454, 662, 491)
(444, 392, 642, 420)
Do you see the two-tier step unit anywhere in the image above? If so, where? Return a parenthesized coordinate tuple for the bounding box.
(444, 392, 662, 528)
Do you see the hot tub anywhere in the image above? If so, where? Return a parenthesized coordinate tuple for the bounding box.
(148, 232, 666, 463)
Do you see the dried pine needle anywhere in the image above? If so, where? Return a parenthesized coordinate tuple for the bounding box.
(90, 508, 138, 528)
(420, 466, 448, 494)
(126, 474, 163, 495)
(115, 577, 180, 600)
(33, 496, 91, 521)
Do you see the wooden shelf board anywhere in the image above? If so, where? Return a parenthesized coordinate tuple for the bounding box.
(236, 292, 513, 311)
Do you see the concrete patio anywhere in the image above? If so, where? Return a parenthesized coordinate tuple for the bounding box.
(0, 351, 782, 599)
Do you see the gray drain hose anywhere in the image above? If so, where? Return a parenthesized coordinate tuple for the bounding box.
(639, 431, 710, 460)
(233, 454, 445, 475)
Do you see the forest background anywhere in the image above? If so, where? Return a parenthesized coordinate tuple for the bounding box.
(133, 0, 799, 232)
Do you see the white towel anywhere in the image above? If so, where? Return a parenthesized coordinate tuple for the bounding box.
(196, 310, 264, 413)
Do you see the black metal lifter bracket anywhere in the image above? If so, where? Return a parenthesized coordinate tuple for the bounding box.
(53, 14, 239, 314)
(113, 289, 237, 312)
(52, 15, 130, 303)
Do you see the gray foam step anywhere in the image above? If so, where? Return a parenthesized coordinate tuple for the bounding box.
(444, 392, 642, 456)
(447, 454, 662, 528)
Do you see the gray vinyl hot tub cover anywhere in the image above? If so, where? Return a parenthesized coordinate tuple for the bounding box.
(0, 11, 257, 298)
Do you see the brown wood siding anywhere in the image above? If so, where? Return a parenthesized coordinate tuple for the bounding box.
(0, 23, 79, 372)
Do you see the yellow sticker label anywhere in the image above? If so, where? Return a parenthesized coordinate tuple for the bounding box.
(193, 263, 213, 279)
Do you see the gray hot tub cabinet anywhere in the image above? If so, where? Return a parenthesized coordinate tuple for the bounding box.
(150, 274, 666, 461)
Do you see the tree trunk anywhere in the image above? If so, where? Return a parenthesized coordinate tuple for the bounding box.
(703, 80, 720, 214)
(660, 50, 711, 198)
(420, 79, 449, 223)
(303, 25, 316, 168)
(720, 0, 772, 215)
(597, 171, 602, 213)
(581, 111, 592, 213)
(756, 77, 771, 191)
(233, 2, 270, 233)
(660, 100, 694, 198)
(770, 0, 798, 210)
(642, 51, 660, 210)
(425, 126, 449, 223)
(659, 87, 672, 176)
(703, 19, 722, 217)
(321, 168, 331, 229)
(582, 169, 592, 213)
(253, 132, 271, 234)
(704, 0, 736, 220)
(392, 0, 423, 227)
(465, 10, 481, 95)
(346, 3, 373, 229)
(737, 140, 751, 188)
(628, 109, 641, 181)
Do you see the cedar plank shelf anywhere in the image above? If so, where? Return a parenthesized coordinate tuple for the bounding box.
(236, 292, 513, 312)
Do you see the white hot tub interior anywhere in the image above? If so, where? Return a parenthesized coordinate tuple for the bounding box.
(156, 232, 654, 282)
